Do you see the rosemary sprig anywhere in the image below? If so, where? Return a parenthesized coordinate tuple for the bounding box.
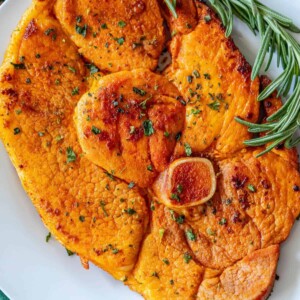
(164, 0, 178, 18)
(167, 0, 300, 156)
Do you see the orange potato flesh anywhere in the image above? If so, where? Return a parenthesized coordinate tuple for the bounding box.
(54, 0, 166, 72)
(153, 158, 216, 208)
(75, 69, 185, 188)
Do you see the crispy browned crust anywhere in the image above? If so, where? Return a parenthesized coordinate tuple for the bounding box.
(0, 1, 299, 300)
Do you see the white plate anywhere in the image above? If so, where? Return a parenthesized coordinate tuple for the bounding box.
(0, 1, 300, 299)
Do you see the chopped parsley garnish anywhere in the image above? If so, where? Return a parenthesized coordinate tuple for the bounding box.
(170, 279, 174, 285)
(159, 228, 165, 239)
(219, 218, 227, 225)
(115, 37, 125, 45)
(55, 134, 63, 142)
(248, 184, 256, 192)
(204, 73, 211, 80)
(44, 28, 54, 36)
(184, 143, 192, 156)
(206, 228, 216, 236)
(183, 252, 192, 264)
(177, 184, 183, 194)
(100, 201, 109, 217)
(79, 215, 85, 222)
(147, 165, 153, 172)
(71, 87, 79, 96)
(67, 65, 76, 73)
(118, 20, 127, 28)
(76, 15, 82, 23)
(187, 75, 193, 83)
(101, 23, 108, 29)
(75, 24, 88, 37)
(128, 181, 135, 189)
(151, 272, 159, 278)
(143, 120, 155, 136)
(204, 15, 212, 22)
(176, 214, 185, 224)
(10, 62, 26, 69)
(66, 147, 76, 163)
(186, 229, 196, 241)
(13, 127, 21, 135)
(175, 132, 182, 141)
(162, 258, 170, 265)
(86, 63, 99, 75)
(133, 87, 147, 96)
(150, 201, 155, 211)
(191, 108, 201, 115)
(164, 131, 170, 137)
(66, 248, 75, 256)
(35, 53, 41, 58)
(55, 79, 61, 85)
(193, 70, 200, 78)
(112, 248, 119, 254)
(124, 208, 136, 215)
(15, 109, 22, 115)
(207, 101, 220, 111)
(46, 232, 51, 242)
(91, 126, 101, 135)
(104, 170, 115, 181)
(171, 193, 180, 202)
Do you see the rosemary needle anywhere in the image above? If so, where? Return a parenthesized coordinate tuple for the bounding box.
(166, 0, 300, 156)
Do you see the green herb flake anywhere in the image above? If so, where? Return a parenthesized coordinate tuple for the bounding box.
(176, 214, 185, 224)
(10, 62, 26, 70)
(207, 101, 220, 111)
(193, 70, 200, 78)
(86, 63, 99, 75)
(118, 20, 127, 28)
(162, 258, 170, 265)
(184, 143, 192, 157)
(75, 24, 88, 37)
(219, 218, 227, 226)
(248, 184, 256, 193)
(133, 87, 147, 96)
(143, 119, 155, 136)
(204, 15, 212, 23)
(185, 229, 196, 241)
(128, 181, 135, 189)
(206, 228, 216, 236)
(14, 128, 21, 135)
(183, 252, 192, 264)
(91, 126, 101, 135)
(147, 165, 153, 172)
(112, 248, 119, 254)
(66, 147, 76, 163)
(101, 23, 108, 29)
(100, 201, 109, 217)
(68, 65, 76, 73)
(171, 193, 180, 202)
(159, 228, 165, 239)
(115, 37, 125, 45)
(79, 215, 85, 222)
(104, 170, 115, 181)
(150, 201, 155, 211)
(46, 232, 51, 242)
(124, 208, 136, 215)
(71, 87, 79, 96)
(164, 131, 170, 137)
(66, 248, 75, 256)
